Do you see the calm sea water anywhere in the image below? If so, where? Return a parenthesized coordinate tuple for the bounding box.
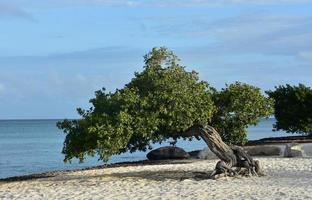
(0, 118, 291, 179)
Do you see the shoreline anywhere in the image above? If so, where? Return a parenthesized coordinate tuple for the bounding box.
(0, 159, 148, 183)
(2, 137, 312, 183)
(0, 159, 198, 183)
(246, 135, 312, 145)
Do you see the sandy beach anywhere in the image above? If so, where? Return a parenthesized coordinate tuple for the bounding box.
(1, 157, 312, 200)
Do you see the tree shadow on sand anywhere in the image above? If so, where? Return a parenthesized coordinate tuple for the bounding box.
(0, 160, 199, 183)
(35, 169, 214, 182)
(108, 170, 214, 181)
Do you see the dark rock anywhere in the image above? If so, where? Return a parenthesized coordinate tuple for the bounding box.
(188, 148, 218, 159)
(147, 146, 190, 160)
(197, 148, 217, 159)
(244, 145, 281, 156)
(188, 150, 201, 159)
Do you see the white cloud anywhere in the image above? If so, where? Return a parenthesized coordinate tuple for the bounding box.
(142, 12, 312, 58)
(0, 3, 35, 21)
(208, 14, 312, 55)
(0, 0, 311, 9)
(298, 51, 312, 62)
(135, 0, 311, 7)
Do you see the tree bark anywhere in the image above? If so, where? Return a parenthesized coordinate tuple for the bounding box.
(198, 125, 237, 166)
(181, 124, 260, 178)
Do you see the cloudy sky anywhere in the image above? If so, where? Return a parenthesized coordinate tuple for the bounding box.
(0, 0, 311, 119)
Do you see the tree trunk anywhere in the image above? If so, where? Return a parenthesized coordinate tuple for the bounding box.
(181, 124, 261, 178)
(198, 125, 237, 166)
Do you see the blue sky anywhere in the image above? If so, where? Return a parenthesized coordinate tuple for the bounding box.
(0, 0, 312, 119)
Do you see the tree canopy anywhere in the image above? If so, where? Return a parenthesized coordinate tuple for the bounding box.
(57, 47, 273, 163)
(267, 84, 312, 135)
(211, 82, 273, 144)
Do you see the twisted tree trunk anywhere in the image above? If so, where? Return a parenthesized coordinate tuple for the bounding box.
(198, 125, 236, 165)
(180, 124, 261, 178)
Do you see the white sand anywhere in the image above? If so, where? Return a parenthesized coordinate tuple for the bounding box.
(1, 157, 312, 200)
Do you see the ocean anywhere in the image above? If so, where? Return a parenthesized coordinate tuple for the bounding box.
(0, 118, 292, 179)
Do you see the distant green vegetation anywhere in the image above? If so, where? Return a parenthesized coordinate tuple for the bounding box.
(267, 84, 312, 135)
(57, 47, 273, 163)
